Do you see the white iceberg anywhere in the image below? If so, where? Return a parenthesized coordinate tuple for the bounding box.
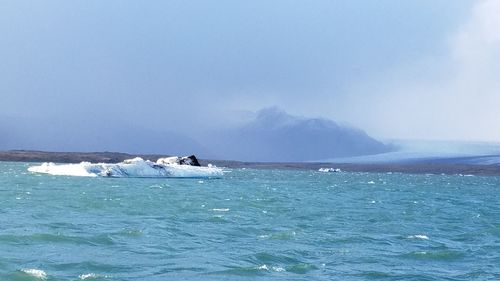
(28, 157, 224, 178)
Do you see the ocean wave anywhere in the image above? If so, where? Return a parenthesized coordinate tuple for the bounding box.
(20, 268, 47, 280)
(27, 157, 224, 178)
(209, 264, 288, 276)
(406, 234, 429, 240)
(402, 250, 465, 260)
(79, 273, 101, 280)
(257, 264, 286, 272)
(212, 208, 230, 212)
(0, 233, 115, 246)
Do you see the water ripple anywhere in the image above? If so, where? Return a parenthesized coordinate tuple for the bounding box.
(1, 163, 499, 280)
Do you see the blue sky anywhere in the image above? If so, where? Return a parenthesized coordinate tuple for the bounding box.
(2, 0, 498, 145)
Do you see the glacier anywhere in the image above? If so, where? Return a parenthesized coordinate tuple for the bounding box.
(27, 157, 224, 178)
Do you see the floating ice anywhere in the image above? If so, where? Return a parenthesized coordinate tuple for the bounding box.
(318, 168, 341, 173)
(28, 157, 224, 178)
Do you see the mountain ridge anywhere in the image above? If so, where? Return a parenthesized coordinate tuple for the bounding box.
(205, 107, 392, 161)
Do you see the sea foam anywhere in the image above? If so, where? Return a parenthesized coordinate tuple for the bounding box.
(79, 273, 99, 280)
(407, 234, 429, 240)
(20, 268, 47, 280)
(28, 157, 224, 178)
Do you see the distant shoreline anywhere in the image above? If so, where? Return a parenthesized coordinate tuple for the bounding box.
(1, 150, 500, 176)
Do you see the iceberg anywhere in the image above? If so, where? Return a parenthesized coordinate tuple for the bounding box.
(318, 167, 341, 173)
(27, 156, 224, 178)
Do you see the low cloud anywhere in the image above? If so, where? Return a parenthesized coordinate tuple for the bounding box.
(345, 0, 500, 141)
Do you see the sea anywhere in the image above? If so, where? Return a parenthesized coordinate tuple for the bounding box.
(1, 161, 499, 280)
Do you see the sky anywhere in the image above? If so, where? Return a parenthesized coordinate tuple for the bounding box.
(1, 0, 499, 149)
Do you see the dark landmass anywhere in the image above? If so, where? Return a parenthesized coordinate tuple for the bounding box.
(1, 150, 500, 176)
(0, 150, 137, 164)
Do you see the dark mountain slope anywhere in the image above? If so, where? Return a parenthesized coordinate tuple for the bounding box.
(206, 108, 392, 162)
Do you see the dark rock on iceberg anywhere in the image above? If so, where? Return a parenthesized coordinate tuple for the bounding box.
(156, 155, 201, 166)
(181, 155, 201, 166)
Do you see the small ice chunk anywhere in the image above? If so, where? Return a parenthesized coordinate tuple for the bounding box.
(318, 168, 341, 173)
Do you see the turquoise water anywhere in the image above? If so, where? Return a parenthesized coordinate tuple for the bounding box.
(1, 162, 499, 280)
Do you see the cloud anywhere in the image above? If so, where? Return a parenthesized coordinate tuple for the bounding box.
(0, 1, 492, 145)
(346, 0, 500, 142)
(436, 0, 500, 141)
(451, 0, 500, 94)
(453, 0, 500, 63)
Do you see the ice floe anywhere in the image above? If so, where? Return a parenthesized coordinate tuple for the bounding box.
(28, 156, 224, 178)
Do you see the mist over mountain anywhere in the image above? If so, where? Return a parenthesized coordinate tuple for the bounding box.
(0, 115, 209, 157)
(0, 109, 391, 162)
(205, 108, 392, 162)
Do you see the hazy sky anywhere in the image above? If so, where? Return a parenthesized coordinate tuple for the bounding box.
(2, 0, 498, 143)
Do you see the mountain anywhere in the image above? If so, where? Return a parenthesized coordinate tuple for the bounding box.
(1, 109, 391, 162)
(205, 107, 392, 162)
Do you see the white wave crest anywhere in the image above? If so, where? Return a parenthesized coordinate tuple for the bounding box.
(28, 157, 224, 178)
(20, 268, 47, 280)
(212, 208, 230, 212)
(257, 265, 286, 272)
(407, 234, 429, 240)
(79, 273, 98, 280)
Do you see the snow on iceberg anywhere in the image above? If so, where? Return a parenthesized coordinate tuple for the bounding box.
(28, 156, 224, 178)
